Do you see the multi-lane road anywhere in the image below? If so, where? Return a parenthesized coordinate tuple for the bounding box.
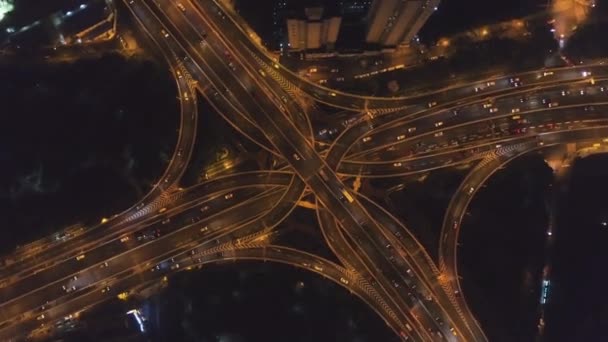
(2, 0, 608, 340)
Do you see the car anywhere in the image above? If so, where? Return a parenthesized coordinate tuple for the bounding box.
(200, 205, 209, 212)
(120, 236, 130, 243)
(427, 101, 437, 108)
(407, 127, 416, 133)
(548, 102, 559, 108)
(161, 29, 169, 38)
(486, 81, 495, 86)
(292, 153, 301, 161)
(453, 221, 458, 229)
(329, 92, 337, 97)
(224, 193, 233, 200)
(100, 262, 108, 268)
(36, 314, 45, 321)
(468, 187, 475, 195)
(313, 265, 323, 271)
(489, 107, 498, 113)
(511, 108, 520, 113)
(171, 263, 180, 270)
(177, 3, 186, 11)
(396, 134, 405, 140)
(393, 162, 402, 167)
(200, 226, 209, 232)
(161, 218, 171, 224)
(258, 69, 266, 77)
(362, 136, 372, 142)
(62, 285, 76, 293)
(434, 131, 443, 137)
(482, 102, 492, 109)
(336, 77, 345, 82)
(177, 149, 183, 157)
(76, 254, 85, 261)
(340, 277, 349, 285)
(101, 286, 110, 293)
(434, 121, 444, 127)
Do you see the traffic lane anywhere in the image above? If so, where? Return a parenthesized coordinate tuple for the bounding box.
(179, 1, 313, 139)
(316, 205, 433, 340)
(153, 0, 322, 169)
(345, 85, 608, 158)
(127, 0, 277, 153)
(349, 76, 608, 150)
(359, 194, 480, 340)
(152, 0, 266, 125)
(1, 171, 293, 287)
(0, 188, 285, 329)
(308, 175, 438, 340)
(323, 76, 608, 170)
(0, 187, 282, 321)
(348, 101, 608, 164)
(340, 119, 608, 178)
(141, 0, 315, 167)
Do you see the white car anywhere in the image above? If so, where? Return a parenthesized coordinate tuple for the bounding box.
(224, 193, 233, 200)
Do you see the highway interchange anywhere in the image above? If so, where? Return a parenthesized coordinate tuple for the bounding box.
(2, 0, 608, 340)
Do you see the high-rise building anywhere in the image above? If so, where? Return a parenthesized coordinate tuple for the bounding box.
(339, 0, 372, 16)
(286, 7, 342, 51)
(365, 0, 440, 47)
(272, 0, 290, 50)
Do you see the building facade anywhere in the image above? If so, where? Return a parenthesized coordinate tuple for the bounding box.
(365, 0, 440, 47)
(286, 7, 342, 51)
